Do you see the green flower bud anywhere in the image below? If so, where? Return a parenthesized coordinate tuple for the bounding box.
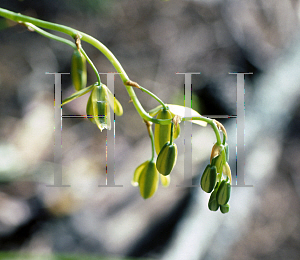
(216, 178, 231, 205)
(223, 162, 232, 184)
(160, 174, 170, 187)
(173, 122, 181, 139)
(211, 150, 225, 174)
(208, 189, 219, 211)
(131, 161, 148, 187)
(220, 204, 230, 214)
(156, 142, 178, 176)
(138, 160, 159, 199)
(154, 108, 173, 155)
(86, 83, 111, 131)
(210, 143, 220, 163)
(71, 49, 87, 91)
(200, 165, 217, 193)
(106, 87, 123, 116)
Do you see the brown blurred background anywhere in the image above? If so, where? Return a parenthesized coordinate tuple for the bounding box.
(0, 0, 300, 259)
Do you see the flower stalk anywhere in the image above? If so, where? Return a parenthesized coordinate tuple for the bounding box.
(0, 7, 231, 206)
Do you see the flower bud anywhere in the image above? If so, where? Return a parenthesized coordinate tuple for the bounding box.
(200, 165, 217, 193)
(216, 178, 231, 205)
(208, 189, 219, 211)
(138, 160, 159, 199)
(210, 143, 220, 163)
(106, 87, 123, 116)
(86, 83, 111, 131)
(223, 162, 232, 184)
(131, 161, 148, 187)
(154, 108, 173, 155)
(220, 204, 230, 214)
(71, 49, 87, 91)
(211, 150, 225, 174)
(156, 142, 178, 176)
(173, 122, 181, 139)
(160, 174, 170, 187)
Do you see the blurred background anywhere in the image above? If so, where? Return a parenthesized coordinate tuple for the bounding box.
(0, 0, 300, 259)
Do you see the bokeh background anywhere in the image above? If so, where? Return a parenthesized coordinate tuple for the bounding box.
(0, 0, 300, 259)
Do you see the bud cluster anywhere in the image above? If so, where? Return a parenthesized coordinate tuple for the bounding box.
(86, 83, 123, 131)
(0, 8, 234, 214)
(132, 107, 180, 199)
(201, 143, 232, 213)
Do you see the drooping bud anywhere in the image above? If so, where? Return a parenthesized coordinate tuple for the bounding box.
(106, 87, 123, 116)
(156, 142, 178, 176)
(210, 143, 220, 163)
(171, 114, 181, 139)
(138, 160, 159, 199)
(222, 162, 232, 184)
(173, 122, 181, 139)
(86, 83, 111, 131)
(160, 174, 170, 187)
(211, 149, 226, 174)
(154, 108, 173, 155)
(71, 49, 87, 91)
(208, 188, 219, 211)
(131, 161, 149, 187)
(220, 204, 230, 214)
(200, 165, 217, 193)
(216, 178, 231, 205)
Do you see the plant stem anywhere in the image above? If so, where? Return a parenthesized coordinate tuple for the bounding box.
(182, 116, 222, 145)
(150, 127, 155, 161)
(170, 120, 174, 144)
(0, 7, 171, 125)
(222, 132, 226, 145)
(138, 85, 168, 110)
(23, 22, 101, 85)
(79, 47, 101, 85)
(24, 22, 77, 50)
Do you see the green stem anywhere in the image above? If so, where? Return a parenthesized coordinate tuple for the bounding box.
(79, 47, 101, 85)
(0, 8, 171, 125)
(170, 120, 174, 144)
(125, 85, 172, 125)
(24, 22, 77, 50)
(182, 116, 222, 145)
(149, 127, 155, 162)
(138, 85, 168, 110)
(23, 22, 101, 85)
(222, 132, 226, 145)
(0, 8, 226, 143)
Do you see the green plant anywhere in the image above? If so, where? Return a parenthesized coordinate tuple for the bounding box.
(0, 8, 232, 211)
